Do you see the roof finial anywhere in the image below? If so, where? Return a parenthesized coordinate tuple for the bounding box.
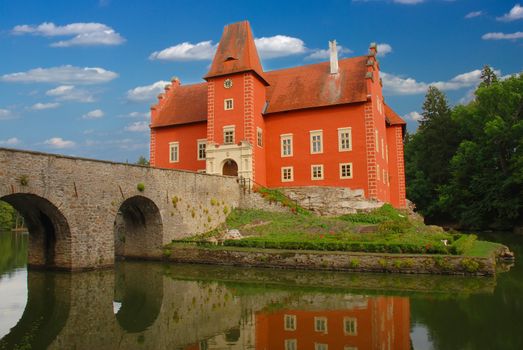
(329, 40, 339, 75)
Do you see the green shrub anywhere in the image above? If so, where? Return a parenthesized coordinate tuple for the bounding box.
(349, 259, 360, 268)
(137, 183, 145, 192)
(378, 219, 411, 234)
(19, 175, 29, 186)
(449, 234, 477, 255)
(461, 258, 480, 273)
(172, 196, 179, 208)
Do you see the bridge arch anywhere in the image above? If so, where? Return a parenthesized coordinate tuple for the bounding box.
(114, 195, 163, 259)
(0, 193, 71, 269)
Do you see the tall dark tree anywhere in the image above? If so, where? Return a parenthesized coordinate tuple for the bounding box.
(479, 64, 498, 87)
(405, 86, 461, 220)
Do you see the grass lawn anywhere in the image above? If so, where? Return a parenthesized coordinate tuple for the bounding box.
(173, 201, 500, 257)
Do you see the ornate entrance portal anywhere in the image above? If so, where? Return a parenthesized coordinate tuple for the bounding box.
(222, 159, 238, 176)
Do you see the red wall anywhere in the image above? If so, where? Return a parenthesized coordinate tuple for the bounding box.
(264, 104, 369, 193)
(152, 122, 207, 171)
(255, 297, 410, 350)
(387, 125, 406, 208)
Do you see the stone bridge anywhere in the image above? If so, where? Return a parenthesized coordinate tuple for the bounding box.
(0, 148, 241, 270)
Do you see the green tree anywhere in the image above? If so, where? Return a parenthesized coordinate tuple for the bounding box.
(442, 74, 523, 229)
(404, 86, 461, 220)
(479, 64, 498, 88)
(0, 200, 15, 232)
(136, 156, 150, 166)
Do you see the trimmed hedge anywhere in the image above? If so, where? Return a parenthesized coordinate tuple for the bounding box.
(212, 239, 449, 254)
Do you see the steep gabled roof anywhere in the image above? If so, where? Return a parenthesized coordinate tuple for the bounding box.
(204, 21, 266, 83)
(264, 56, 369, 114)
(150, 83, 207, 128)
(384, 103, 406, 126)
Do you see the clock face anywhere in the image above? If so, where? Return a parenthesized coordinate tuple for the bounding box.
(224, 79, 233, 89)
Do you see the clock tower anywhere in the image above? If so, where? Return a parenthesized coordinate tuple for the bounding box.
(203, 21, 268, 185)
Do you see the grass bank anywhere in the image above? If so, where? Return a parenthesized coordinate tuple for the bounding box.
(173, 204, 502, 258)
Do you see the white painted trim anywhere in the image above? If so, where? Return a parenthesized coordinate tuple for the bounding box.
(223, 125, 235, 145)
(310, 130, 323, 154)
(284, 314, 297, 331)
(224, 98, 234, 110)
(311, 164, 324, 180)
(280, 134, 293, 157)
(339, 162, 353, 179)
(281, 166, 294, 182)
(169, 141, 179, 163)
(337, 127, 352, 152)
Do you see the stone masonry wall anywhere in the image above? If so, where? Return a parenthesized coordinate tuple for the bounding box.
(281, 186, 383, 216)
(0, 147, 241, 270)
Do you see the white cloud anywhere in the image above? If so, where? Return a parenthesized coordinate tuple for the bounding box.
(125, 121, 149, 132)
(149, 41, 217, 61)
(0, 137, 20, 146)
(0, 109, 13, 120)
(255, 35, 307, 59)
(44, 137, 75, 149)
(1, 65, 118, 85)
(11, 22, 125, 47)
(482, 32, 523, 40)
(82, 109, 104, 119)
(394, 0, 424, 4)
(126, 81, 170, 102)
(46, 85, 95, 102)
(404, 111, 422, 122)
(497, 4, 523, 22)
(381, 68, 499, 95)
(305, 45, 352, 60)
(377, 43, 392, 57)
(465, 11, 483, 19)
(121, 111, 149, 119)
(29, 102, 60, 110)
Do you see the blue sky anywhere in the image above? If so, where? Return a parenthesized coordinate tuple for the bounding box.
(0, 0, 522, 162)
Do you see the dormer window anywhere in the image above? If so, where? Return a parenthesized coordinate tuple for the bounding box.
(225, 56, 238, 61)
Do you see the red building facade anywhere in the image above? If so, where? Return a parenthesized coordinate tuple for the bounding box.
(150, 21, 406, 208)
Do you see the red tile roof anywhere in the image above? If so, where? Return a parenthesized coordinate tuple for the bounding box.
(204, 21, 266, 83)
(384, 103, 407, 126)
(264, 56, 369, 114)
(150, 82, 207, 128)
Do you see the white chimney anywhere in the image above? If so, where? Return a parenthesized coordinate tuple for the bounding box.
(329, 40, 339, 75)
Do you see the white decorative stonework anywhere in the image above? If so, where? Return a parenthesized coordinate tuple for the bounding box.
(206, 141, 253, 180)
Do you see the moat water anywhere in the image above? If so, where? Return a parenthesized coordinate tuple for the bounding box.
(0, 231, 521, 350)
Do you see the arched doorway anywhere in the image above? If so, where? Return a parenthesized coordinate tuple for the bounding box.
(0, 194, 71, 269)
(114, 196, 163, 259)
(222, 159, 238, 177)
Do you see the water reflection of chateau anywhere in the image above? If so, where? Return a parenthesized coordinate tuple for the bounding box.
(1, 262, 413, 350)
(184, 296, 410, 350)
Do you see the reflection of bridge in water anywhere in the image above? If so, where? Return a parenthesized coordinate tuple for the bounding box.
(0, 262, 496, 350)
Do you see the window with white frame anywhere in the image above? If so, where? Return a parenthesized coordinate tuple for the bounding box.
(338, 127, 352, 152)
(381, 138, 385, 158)
(223, 126, 235, 144)
(315, 344, 328, 350)
(314, 317, 328, 333)
(285, 339, 297, 350)
(257, 127, 263, 147)
(344, 317, 357, 336)
(310, 130, 323, 154)
(197, 139, 206, 160)
(377, 164, 380, 180)
(340, 163, 353, 179)
(311, 165, 324, 180)
(281, 167, 294, 182)
(284, 314, 297, 331)
(386, 146, 389, 162)
(281, 134, 293, 157)
(169, 142, 179, 163)
(224, 98, 234, 110)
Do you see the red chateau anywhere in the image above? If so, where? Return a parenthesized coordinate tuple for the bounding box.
(150, 21, 407, 208)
